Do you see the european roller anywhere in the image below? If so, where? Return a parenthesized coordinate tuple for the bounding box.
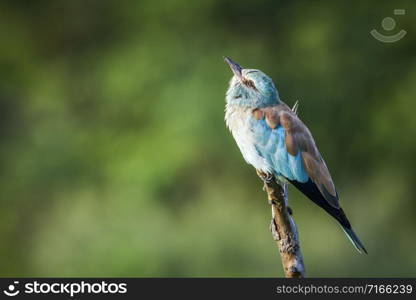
(224, 57, 367, 254)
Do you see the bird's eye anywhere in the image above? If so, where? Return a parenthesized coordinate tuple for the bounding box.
(242, 78, 258, 91)
(234, 95, 242, 99)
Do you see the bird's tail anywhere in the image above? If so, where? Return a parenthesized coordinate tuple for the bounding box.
(341, 226, 368, 254)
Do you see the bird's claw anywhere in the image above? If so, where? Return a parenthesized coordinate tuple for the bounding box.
(264, 173, 274, 183)
(256, 170, 274, 184)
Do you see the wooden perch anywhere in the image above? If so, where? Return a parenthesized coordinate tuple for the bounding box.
(256, 170, 306, 278)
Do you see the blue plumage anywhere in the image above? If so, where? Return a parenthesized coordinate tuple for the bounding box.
(224, 57, 367, 254)
(250, 117, 309, 182)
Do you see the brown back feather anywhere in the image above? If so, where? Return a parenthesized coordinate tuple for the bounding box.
(253, 103, 339, 208)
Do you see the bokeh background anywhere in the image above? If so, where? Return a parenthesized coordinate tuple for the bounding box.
(1, 0, 415, 277)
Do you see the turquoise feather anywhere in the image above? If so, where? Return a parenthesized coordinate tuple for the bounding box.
(250, 117, 309, 182)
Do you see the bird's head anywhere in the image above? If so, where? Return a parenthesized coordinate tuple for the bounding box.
(224, 57, 279, 108)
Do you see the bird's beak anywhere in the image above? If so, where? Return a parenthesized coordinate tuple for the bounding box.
(224, 56, 243, 79)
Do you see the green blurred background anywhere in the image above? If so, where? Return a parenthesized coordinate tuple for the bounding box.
(1, 0, 415, 277)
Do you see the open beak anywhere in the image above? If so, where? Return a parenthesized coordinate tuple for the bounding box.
(224, 56, 243, 79)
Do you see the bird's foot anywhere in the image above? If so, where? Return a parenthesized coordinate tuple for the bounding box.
(256, 170, 274, 184)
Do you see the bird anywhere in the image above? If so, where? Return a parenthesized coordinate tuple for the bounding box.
(223, 57, 367, 254)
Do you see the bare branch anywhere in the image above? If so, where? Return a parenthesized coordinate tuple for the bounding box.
(257, 170, 306, 278)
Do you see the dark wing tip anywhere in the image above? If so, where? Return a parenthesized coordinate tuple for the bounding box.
(321, 184, 340, 209)
(342, 226, 368, 254)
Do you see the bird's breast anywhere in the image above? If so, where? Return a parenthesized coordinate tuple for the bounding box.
(225, 104, 271, 173)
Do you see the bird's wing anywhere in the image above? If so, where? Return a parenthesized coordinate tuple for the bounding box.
(252, 103, 339, 209)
